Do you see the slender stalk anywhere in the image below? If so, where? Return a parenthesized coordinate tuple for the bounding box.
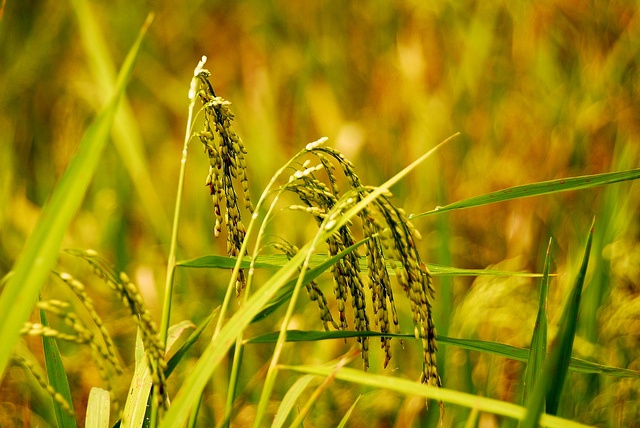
(253, 135, 458, 425)
(220, 139, 330, 425)
(253, 192, 353, 427)
(152, 56, 208, 427)
(222, 181, 291, 426)
(211, 144, 319, 339)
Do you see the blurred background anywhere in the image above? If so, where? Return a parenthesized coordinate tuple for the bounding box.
(1, 0, 639, 426)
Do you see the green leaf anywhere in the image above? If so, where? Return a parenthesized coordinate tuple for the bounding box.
(178, 254, 546, 278)
(522, 220, 594, 428)
(546, 220, 594, 414)
(523, 238, 551, 405)
(85, 387, 110, 428)
(279, 365, 593, 428)
(41, 308, 76, 428)
(0, 14, 153, 379)
(165, 310, 217, 378)
(121, 320, 194, 428)
(159, 241, 315, 428)
(70, 0, 171, 243)
(272, 375, 315, 428)
(121, 329, 151, 428)
(245, 329, 639, 379)
(336, 396, 361, 428)
(412, 168, 640, 218)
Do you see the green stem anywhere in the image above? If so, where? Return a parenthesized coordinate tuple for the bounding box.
(212, 147, 312, 339)
(222, 178, 293, 426)
(153, 56, 207, 427)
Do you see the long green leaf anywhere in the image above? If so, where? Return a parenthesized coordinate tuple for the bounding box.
(523, 238, 551, 405)
(546, 220, 594, 414)
(41, 308, 76, 428)
(522, 220, 594, 428)
(0, 15, 152, 380)
(121, 320, 194, 428)
(245, 330, 639, 379)
(272, 375, 315, 428)
(279, 365, 594, 428)
(178, 254, 546, 278)
(70, 0, 171, 243)
(412, 168, 640, 218)
(159, 242, 313, 428)
(336, 396, 361, 428)
(120, 329, 147, 428)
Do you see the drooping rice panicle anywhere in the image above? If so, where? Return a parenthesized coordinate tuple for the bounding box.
(283, 149, 440, 383)
(272, 240, 338, 331)
(193, 70, 253, 295)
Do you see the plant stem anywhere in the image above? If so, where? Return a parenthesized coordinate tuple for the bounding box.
(153, 56, 208, 427)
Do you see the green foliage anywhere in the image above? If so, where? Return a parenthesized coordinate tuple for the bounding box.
(40, 308, 77, 427)
(0, 13, 152, 379)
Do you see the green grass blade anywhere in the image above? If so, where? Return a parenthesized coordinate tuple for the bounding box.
(70, 0, 171, 243)
(546, 220, 594, 414)
(165, 309, 217, 377)
(272, 375, 315, 428)
(412, 168, 640, 218)
(85, 387, 110, 428)
(159, 243, 313, 428)
(245, 330, 639, 379)
(523, 238, 551, 405)
(289, 350, 357, 428)
(522, 220, 595, 427)
(336, 395, 361, 428)
(40, 308, 77, 427)
(121, 329, 151, 428)
(121, 321, 194, 428)
(279, 365, 594, 428)
(178, 254, 546, 278)
(0, 15, 152, 380)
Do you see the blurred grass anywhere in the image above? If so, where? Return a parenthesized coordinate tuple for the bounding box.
(1, 0, 639, 427)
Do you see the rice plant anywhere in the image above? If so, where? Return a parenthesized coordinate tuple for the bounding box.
(2, 3, 640, 428)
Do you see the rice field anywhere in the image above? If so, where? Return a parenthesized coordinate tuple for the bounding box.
(1, 1, 639, 427)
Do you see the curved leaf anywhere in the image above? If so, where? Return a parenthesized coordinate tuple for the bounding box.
(412, 168, 640, 218)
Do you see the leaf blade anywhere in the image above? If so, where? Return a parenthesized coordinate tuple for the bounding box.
(178, 254, 547, 278)
(279, 365, 593, 428)
(41, 308, 77, 428)
(85, 387, 110, 428)
(413, 168, 640, 217)
(523, 238, 552, 404)
(245, 329, 639, 378)
(522, 220, 595, 428)
(0, 14, 152, 379)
